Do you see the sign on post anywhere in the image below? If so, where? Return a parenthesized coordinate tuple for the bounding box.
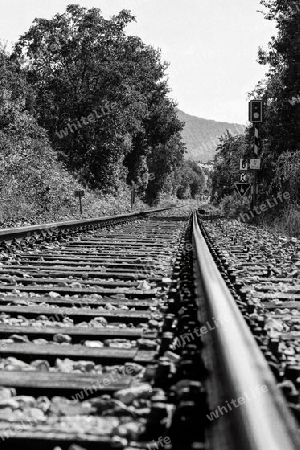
(240, 159, 248, 171)
(131, 183, 136, 210)
(240, 172, 248, 183)
(74, 190, 84, 215)
(250, 158, 261, 170)
(74, 190, 84, 198)
(235, 183, 251, 197)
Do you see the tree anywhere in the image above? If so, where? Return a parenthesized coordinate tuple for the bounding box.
(0, 45, 85, 221)
(250, 0, 300, 194)
(210, 132, 247, 201)
(14, 4, 185, 198)
(176, 160, 205, 200)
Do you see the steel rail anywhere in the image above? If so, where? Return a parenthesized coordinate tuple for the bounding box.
(0, 205, 175, 243)
(192, 212, 300, 450)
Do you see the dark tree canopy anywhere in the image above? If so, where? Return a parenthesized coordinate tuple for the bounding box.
(13, 4, 185, 201)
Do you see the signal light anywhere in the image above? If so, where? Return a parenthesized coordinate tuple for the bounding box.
(249, 100, 263, 123)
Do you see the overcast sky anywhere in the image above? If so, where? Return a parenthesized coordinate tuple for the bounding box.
(1, 0, 276, 124)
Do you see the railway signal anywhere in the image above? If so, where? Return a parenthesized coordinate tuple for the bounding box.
(235, 182, 251, 197)
(240, 159, 248, 171)
(250, 158, 261, 170)
(240, 172, 248, 183)
(249, 100, 263, 123)
(248, 100, 264, 212)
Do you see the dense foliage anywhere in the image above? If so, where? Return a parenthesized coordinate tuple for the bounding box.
(0, 45, 113, 223)
(211, 0, 300, 206)
(254, 0, 300, 196)
(211, 133, 248, 201)
(12, 4, 186, 204)
(176, 160, 205, 199)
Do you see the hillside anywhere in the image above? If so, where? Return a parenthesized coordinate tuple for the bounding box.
(177, 110, 246, 162)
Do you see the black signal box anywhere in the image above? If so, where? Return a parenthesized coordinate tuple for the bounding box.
(249, 100, 263, 123)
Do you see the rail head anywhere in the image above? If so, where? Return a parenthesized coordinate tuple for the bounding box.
(192, 212, 300, 450)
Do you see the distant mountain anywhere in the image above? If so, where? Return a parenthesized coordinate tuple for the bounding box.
(177, 109, 246, 162)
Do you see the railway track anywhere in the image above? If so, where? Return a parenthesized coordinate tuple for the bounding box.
(0, 207, 188, 449)
(0, 206, 298, 449)
(196, 210, 300, 449)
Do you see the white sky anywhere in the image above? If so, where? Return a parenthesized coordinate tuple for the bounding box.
(0, 0, 276, 124)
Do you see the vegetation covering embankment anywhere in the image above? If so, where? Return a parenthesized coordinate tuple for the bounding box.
(209, 0, 300, 237)
(0, 4, 205, 227)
